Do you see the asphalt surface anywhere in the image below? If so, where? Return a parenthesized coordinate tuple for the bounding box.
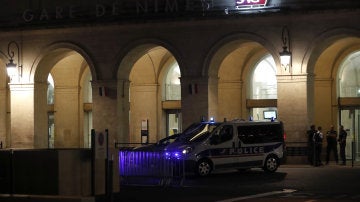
(114, 163, 360, 202)
(2, 163, 360, 202)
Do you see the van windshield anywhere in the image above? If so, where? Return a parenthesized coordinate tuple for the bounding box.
(177, 122, 220, 142)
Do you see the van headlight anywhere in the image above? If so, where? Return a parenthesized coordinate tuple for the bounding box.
(182, 146, 193, 155)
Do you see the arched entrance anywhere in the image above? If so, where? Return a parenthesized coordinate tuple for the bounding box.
(338, 51, 360, 160)
(312, 34, 360, 162)
(117, 43, 183, 144)
(207, 38, 278, 122)
(34, 47, 94, 148)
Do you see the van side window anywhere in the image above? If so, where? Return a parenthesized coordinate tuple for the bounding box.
(237, 124, 282, 144)
(212, 125, 233, 144)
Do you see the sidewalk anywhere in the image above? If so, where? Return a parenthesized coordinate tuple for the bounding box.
(282, 160, 360, 168)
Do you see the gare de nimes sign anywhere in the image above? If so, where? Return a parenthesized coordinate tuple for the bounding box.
(21, 0, 270, 24)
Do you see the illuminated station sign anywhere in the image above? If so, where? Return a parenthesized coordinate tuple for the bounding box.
(1, 0, 280, 28)
(235, 0, 268, 9)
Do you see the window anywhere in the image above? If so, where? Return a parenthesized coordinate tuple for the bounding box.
(165, 63, 181, 100)
(47, 74, 54, 104)
(238, 124, 283, 144)
(339, 51, 360, 97)
(252, 55, 277, 99)
(250, 55, 277, 120)
(212, 125, 233, 144)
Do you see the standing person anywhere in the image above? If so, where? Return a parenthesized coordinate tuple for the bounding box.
(306, 125, 316, 165)
(338, 125, 347, 165)
(326, 125, 338, 165)
(313, 126, 323, 166)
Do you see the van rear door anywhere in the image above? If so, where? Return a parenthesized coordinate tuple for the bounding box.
(236, 123, 284, 168)
(236, 125, 267, 167)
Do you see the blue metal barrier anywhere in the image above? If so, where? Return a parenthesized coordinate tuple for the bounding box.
(119, 150, 184, 187)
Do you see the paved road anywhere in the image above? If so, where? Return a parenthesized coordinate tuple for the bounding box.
(116, 163, 360, 202)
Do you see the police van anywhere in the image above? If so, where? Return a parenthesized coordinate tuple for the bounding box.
(164, 119, 286, 176)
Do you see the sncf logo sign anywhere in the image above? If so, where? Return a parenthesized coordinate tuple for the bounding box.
(236, 0, 268, 8)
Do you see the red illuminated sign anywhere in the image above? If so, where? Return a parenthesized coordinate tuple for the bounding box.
(236, 0, 268, 9)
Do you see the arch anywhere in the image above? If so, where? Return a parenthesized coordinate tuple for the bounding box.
(33, 42, 95, 148)
(31, 41, 97, 83)
(310, 28, 360, 137)
(204, 32, 278, 121)
(303, 27, 360, 75)
(115, 38, 184, 144)
(204, 32, 280, 78)
(116, 38, 184, 80)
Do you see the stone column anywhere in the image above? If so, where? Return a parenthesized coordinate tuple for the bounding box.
(277, 74, 309, 142)
(91, 79, 119, 194)
(33, 81, 48, 148)
(129, 83, 159, 143)
(92, 80, 118, 148)
(208, 76, 219, 121)
(117, 79, 130, 143)
(54, 85, 80, 148)
(218, 80, 243, 121)
(9, 83, 34, 148)
(0, 87, 7, 148)
(180, 76, 209, 128)
(314, 78, 333, 128)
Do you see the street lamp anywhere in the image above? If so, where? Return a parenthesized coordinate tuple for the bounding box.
(279, 26, 291, 71)
(1, 41, 22, 81)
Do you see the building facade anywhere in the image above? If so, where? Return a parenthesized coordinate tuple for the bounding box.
(0, 0, 360, 163)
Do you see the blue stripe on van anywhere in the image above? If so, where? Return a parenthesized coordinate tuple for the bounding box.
(197, 142, 283, 158)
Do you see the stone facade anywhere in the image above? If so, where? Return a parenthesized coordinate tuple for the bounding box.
(0, 0, 358, 157)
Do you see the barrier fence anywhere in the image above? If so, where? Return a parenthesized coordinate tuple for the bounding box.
(118, 150, 185, 187)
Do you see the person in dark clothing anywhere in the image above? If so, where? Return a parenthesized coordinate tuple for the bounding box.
(307, 125, 317, 165)
(338, 125, 347, 165)
(313, 126, 323, 166)
(326, 125, 338, 165)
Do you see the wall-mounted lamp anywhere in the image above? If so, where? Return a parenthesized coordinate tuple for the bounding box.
(1, 41, 22, 81)
(279, 26, 291, 71)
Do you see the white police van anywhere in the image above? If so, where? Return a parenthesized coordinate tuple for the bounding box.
(164, 119, 286, 176)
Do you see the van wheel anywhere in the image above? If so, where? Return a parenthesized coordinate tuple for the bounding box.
(195, 159, 212, 177)
(263, 155, 279, 173)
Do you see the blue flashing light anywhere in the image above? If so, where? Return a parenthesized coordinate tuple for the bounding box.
(164, 151, 183, 160)
(165, 152, 171, 159)
(209, 117, 215, 122)
(173, 152, 181, 159)
(271, 117, 275, 122)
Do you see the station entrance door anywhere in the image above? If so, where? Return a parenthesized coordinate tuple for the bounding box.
(166, 109, 182, 137)
(340, 108, 360, 161)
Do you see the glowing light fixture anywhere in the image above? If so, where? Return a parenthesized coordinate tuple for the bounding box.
(6, 58, 17, 77)
(279, 26, 291, 71)
(1, 41, 23, 81)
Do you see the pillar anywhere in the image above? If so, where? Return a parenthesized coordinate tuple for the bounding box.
(277, 74, 309, 142)
(181, 76, 209, 128)
(117, 79, 130, 143)
(0, 87, 7, 147)
(34, 81, 48, 148)
(54, 85, 80, 148)
(129, 83, 158, 143)
(91, 79, 120, 194)
(9, 83, 34, 148)
(92, 80, 118, 147)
